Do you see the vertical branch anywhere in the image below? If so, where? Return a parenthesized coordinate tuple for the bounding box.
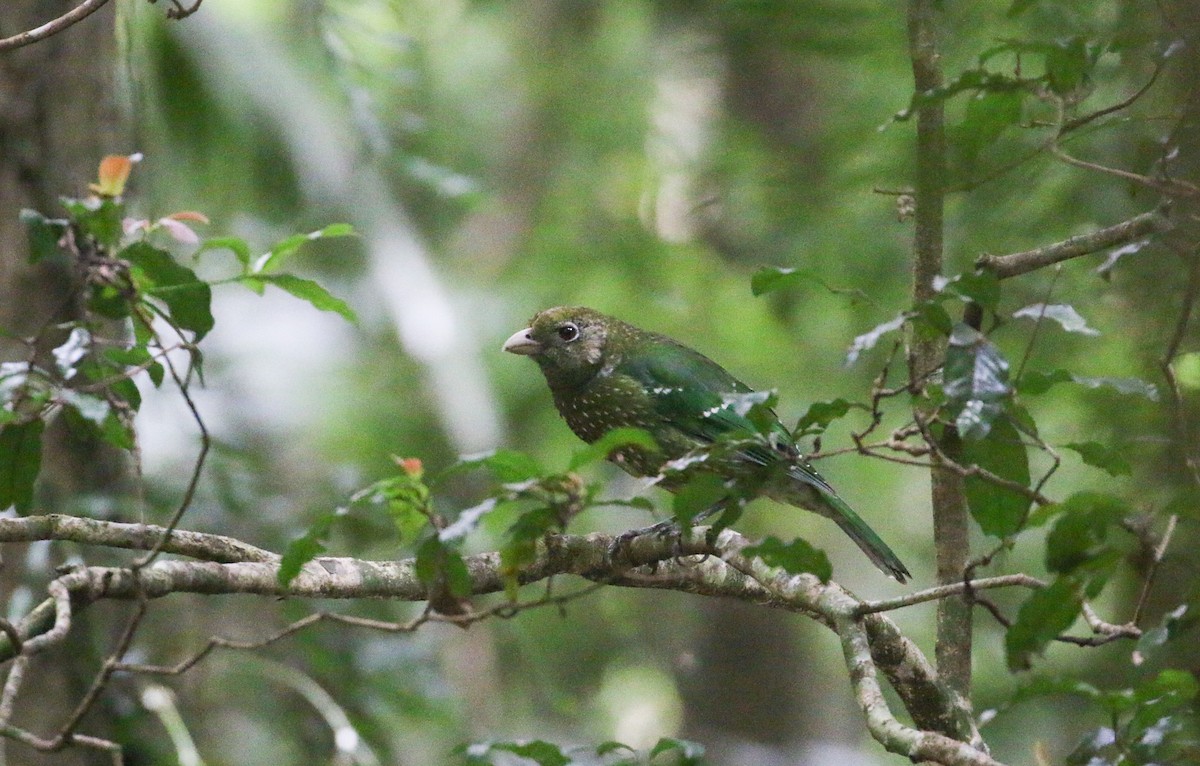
(906, 0, 973, 698)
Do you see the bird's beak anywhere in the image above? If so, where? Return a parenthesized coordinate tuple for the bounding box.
(502, 327, 542, 356)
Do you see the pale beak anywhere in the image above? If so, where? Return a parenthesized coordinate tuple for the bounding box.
(502, 327, 542, 356)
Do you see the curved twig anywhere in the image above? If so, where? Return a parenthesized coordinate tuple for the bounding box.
(0, 0, 112, 52)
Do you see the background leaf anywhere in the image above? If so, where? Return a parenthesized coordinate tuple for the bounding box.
(123, 241, 215, 339)
(1063, 441, 1131, 476)
(742, 535, 832, 582)
(239, 273, 357, 323)
(1005, 575, 1083, 671)
(962, 417, 1031, 537)
(944, 323, 1012, 440)
(0, 420, 43, 514)
(1012, 304, 1100, 336)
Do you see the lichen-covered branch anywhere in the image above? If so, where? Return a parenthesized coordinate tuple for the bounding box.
(0, 515, 277, 563)
(975, 209, 1171, 280)
(0, 523, 1000, 766)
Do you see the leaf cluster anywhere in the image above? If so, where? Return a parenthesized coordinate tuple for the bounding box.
(2, 156, 357, 516)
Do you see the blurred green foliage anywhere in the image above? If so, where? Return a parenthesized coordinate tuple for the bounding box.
(1, 0, 1198, 764)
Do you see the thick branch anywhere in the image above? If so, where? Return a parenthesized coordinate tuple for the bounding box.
(976, 209, 1171, 279)
(0, 525, 998, 765)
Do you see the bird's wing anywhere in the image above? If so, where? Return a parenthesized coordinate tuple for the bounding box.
(615, 340, 791, 464)
(615, 339, 842, 495)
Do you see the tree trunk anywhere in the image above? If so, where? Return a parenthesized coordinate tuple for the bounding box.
(0, 3, 129, 763)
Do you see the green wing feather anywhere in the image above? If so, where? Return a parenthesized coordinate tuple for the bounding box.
(615, 338, 912, 583)
(616, 337, 808, 472)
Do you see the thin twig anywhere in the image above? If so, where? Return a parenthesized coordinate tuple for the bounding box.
(1131, 514, 1178, 627)
(1060, 61, 1165, 134)
(130, 310, 210, 569)
(116, 582, 608, 677)
(1160, 248, 1200, 487)
(52, 597, 150, 747)
(856, 574, 1043, 615)
(0, 0, 112, 51)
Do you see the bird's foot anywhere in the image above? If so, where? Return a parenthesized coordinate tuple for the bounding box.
(608, 519, 692, 567)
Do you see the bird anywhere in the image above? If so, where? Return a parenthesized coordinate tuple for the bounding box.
(502, 306, 911, 582)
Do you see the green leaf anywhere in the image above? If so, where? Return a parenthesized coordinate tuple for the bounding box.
(1018, 369, 1159, 400)
(1006, 0, 1039, 18)
(278, 533, 326, 587)
(1064, 441, 1132, 477)
(1135, 605, 1194, 665)
(500, 506, 563, 599)
(649, 738, 705, 764)
(1045, 37, 1093, 95)
(941, 271, 1002, 312)
(105, 375, 142, 412)
(198, 236, 253, 268)
(595, 741, 635, 756)
(278, 511, 339, 587)
(750, 267, 821, 296)
(447, 449, 544, 484)
(460, 740, 571, 766)
(417, 540, 446, 595)
(846, 314, 907, 365)
(0, 420, 43, 514)
(1012, 304, 1100, 336)
(1010, 675, 1102, 706)
(122, 241, 215, 340)
(568, 426, 658, 471)
(962, 417, 1031, 537)
(20, 209, 67, 264)
(442, 546, 472, 598)
(60, 389, 111, 425)
(752, 266, 808, 296)
(742, 535, 832, 582)
(104, 345, 165, 388)
(953, 89, 1023, 166)
(1005, 575, 1083, 671)
(795, 398, 856, 435)
(672, 473, 727, 526)
(1044, 492, 1127, 575)
(239, 274, 357, 323)
(1134, 669, 1199, 712)
(912, 300, 954, 337)
(894, 67, 1023, 123)
(62, 196, 123, 248)
(944, 323, 1011, 440)
(256, 223, 357, 274)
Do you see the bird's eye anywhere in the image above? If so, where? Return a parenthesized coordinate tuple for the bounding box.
(557, 323, 579, 342)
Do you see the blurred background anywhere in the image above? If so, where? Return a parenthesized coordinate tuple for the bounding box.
(0, 0, 1195, 764)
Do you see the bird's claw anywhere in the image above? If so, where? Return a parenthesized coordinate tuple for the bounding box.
(608, 519, 690, 567)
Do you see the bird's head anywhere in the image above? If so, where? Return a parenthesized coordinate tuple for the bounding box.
(503, 306, 614, 387)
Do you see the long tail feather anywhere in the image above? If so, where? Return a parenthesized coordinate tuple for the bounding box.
(819, 489, 911, 583)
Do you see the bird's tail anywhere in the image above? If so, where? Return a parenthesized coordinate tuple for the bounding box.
(817, 487, 911, 583)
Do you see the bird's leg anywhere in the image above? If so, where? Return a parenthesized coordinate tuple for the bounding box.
(608, 519, 684, 567)
(608, 500, 736, 563)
